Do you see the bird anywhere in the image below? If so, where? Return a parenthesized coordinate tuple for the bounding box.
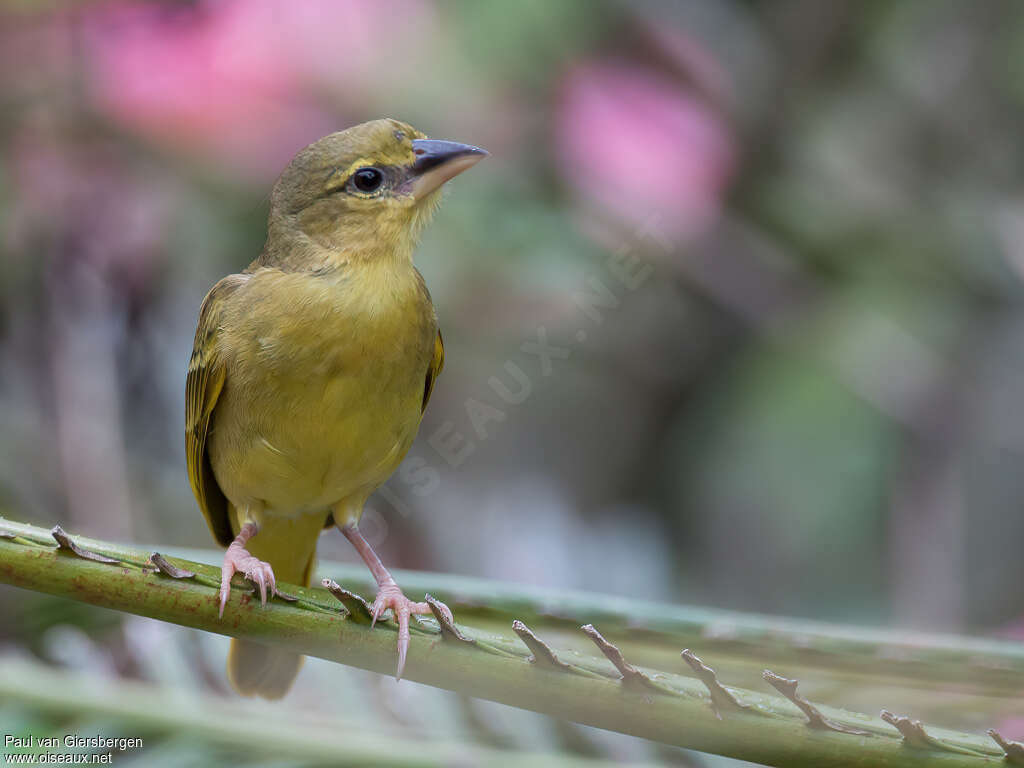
(185, 118, 487, 698)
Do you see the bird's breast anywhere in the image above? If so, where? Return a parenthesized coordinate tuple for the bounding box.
(209, 265, 436, 514)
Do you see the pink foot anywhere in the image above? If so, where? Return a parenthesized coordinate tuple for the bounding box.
(370, 582, 451, 680)
(219, 541, 277, 618)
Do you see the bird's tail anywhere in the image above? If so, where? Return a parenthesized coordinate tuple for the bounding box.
(226, 517, 320, 700)
(227, 635, 306, 700)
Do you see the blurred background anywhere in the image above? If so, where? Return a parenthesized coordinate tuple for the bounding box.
(2, 0, 1024, 765)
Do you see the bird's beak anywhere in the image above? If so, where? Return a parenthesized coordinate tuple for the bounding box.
(409, 139, 488, 200)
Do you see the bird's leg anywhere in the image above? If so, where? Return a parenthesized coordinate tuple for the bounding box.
(219, 521, 277, 618)
(341, 523, 451, 679)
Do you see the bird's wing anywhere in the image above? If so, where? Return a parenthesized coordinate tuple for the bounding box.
(186, 275, 243, 547)
(422, 329, 445, 412)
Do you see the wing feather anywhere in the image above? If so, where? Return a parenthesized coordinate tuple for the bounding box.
(422, 329, 445, 412)
(186, 276, 242, 547)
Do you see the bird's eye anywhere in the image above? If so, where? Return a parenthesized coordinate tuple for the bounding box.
(352, 167, 384, 194)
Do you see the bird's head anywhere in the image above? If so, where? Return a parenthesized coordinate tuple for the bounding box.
(266, 118, 487, 264)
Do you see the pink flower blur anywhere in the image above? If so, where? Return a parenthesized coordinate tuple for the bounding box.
(81, 0, 433, 181)
(6, 124, 172, 283)
(556, 62, 734, 244)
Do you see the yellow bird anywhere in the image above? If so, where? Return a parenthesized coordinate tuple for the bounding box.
(185, 118, 487, 698)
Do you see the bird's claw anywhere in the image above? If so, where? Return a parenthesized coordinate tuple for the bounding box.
(218, 544, 277, 618)
(369, 582, 444, 680)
